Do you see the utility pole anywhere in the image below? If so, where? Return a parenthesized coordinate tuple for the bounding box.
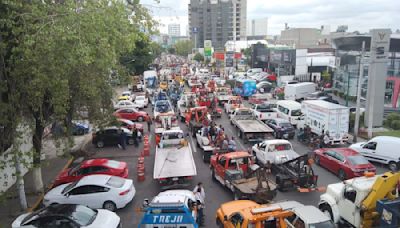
(345, 71, 350, 107)
(353, 41, 365, 142)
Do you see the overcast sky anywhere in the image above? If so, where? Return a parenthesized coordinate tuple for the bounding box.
(140, 0, 400, 36)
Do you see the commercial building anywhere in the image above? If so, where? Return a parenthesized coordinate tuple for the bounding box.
(247, 18, 268, 37)
(188, 0, 247, 49)
(279, 27, 323, 48)
(332, 32, 400, 127)
(168, 24, 181, 37)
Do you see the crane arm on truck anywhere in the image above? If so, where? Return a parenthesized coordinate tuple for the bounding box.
(361, 172, 400, 227)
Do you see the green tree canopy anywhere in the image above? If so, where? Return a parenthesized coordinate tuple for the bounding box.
(174, 40, 193, 56)
(193, 53, 204, 62)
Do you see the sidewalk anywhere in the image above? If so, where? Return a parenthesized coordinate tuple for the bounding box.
(0, 134, 91, 228)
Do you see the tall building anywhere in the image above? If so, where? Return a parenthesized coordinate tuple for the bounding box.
(168, 24, 181, 37)
(279, 28, 322, 48)
(188, 0, 247, 49)
(247, 18, 268, 37)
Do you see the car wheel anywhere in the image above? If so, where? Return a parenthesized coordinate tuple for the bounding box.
(138, 116, 144, 122)
(103, 201, 117, 211)
(315, 155, 320, 165)
(96, 141, 104, 148)
(127, 138, 134, 145)
(78, 129, 84, 135)
(319, 204, 334, 222)
(338, 169, 346, 180)
(388, 161, 399, 171)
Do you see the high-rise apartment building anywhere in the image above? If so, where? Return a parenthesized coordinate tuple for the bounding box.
(188, 0, 247, 49)
(168, 24, 181, 37)
(247, 18, 268, 37)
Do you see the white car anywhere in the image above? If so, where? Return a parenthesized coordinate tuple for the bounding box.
(114, 100, 141, 110)
(43, 175, 135, 211)
(134, 95, 148, 108)
(12, 204, 121, 228)
(252, 139, 300, 165)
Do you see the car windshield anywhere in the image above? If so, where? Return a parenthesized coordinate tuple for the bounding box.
(257, 104, 273, 111)
(310, 220, 336, 228)
(70, 205, 98, 226)
(61, 181, 79, 194)
(291, 109, 302, 116)
(68, 164, 81, 175)
(155, 101, 171, 113)
(347, 155, 370, 165)
(106, 176, 125, 188)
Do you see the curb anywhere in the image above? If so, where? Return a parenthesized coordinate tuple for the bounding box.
(27, 157, 74, 212)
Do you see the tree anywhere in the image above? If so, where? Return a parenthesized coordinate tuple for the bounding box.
(174, 40, 193, 56)
(168, 47, 176, 54)
(6, 0, 154, 194)
(193, 53, 204, 62)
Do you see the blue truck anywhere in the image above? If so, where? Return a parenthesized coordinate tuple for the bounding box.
(234, 79, 257, 98)
(138, 190, 198, 228)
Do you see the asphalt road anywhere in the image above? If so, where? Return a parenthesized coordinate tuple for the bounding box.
(86, 88, 388, 227)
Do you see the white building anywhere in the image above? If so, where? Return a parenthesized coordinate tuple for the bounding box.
(247, 18, 268, 36)
(168, 24, 181, 37)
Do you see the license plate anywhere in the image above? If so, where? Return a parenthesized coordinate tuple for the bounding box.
(172, 177, 179, 181)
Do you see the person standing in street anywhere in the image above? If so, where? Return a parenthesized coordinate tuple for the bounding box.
(132, 125, 138, 147)
(194, 186, 205, 226)
(118, 128, 127, 150)
(147, 116, 152, 133)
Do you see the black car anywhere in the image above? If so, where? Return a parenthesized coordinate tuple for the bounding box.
(306, 91, 331, 100)
(266, 118, 295, 139)
(92, 127, 134, 148)
(318, 96, 339, 104)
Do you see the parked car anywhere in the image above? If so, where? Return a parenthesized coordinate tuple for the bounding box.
(350, 136, 400, 171)
(114, 100, 141, 110)
(134, 95, 148, 108)
(54, 159, 128, 186)
(43, 175, 135, 211)
(313, 148, 376, 180)
(12, 204, 121, 228)
(116, 118, 144, 133)
(265, 118, 295, 139)
(118, 91, 133, 101)
(92, 127, 134, 148)
(113, 108, 148, 122)
(305, 91, 331, 100)
(51, 121, 89, 136)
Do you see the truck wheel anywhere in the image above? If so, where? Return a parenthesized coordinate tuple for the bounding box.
(319, 204, 334, 222)
(338, 169, 346, 180)
(211, 169, 217, 182)
(388, 161, 399, 171)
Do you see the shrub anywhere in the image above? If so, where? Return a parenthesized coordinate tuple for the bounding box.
(391, 120, 400, 130)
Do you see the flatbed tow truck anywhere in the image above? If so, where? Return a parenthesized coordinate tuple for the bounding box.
(154, 129, 197, 189)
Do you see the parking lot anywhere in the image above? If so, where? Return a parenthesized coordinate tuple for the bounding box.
(85, 87, 389, 227)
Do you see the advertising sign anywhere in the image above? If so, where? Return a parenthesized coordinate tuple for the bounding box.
(225, 52, 234, 67)
(204, 40, 212, 57)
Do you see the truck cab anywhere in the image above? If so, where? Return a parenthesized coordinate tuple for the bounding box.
(210, 152, 252, 189)
(318, 172, 400, 227)
(139, 190, 198, 228)
(252, 140, 299, 166)
(251, 103, 278, 121)
(224, 96, 242, 114)
(185, 106, 211, 136)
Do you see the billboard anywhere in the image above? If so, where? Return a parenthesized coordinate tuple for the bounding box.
(204, 40, 212, 57)
(225, 52, 234, 67)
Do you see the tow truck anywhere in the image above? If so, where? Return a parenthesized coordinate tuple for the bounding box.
(210, 151, 277, 203)
(185, 106, 211, 137)
(195, 128, 219, 162)
(177, 92, 196, 122)
(154, 113, 178, 135)
(197, 95, 222, 118)
(318, 171, 400, 227)
(139, 189, 198, 228)
(224, 96, 242, 114)
(274, 154, 324, 192)
(214, 87, 232, 106)
(230, 108, 274, 144)
(154, 129, 197, 189)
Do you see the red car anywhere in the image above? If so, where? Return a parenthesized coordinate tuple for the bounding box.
(314, 148, 376, 180)
(117, 118, 144, 133)
(54, 159, 128, 186)
(114, 108, 148, 122)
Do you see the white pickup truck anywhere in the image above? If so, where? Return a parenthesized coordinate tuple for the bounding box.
(252, 139, 299, 166)
(224, 96, 243, 114)
(251, 103, 278, 121)
(154, 129, 197, 189)
(195, 128, 218, 162)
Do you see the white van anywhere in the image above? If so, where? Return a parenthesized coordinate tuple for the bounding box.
(349, 136, 400, 171)
(284, 82, 316, 101)
(275, 100, 303, 126)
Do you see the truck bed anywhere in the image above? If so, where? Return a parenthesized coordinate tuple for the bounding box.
(154, 145, 197, 179)
(234, 119, 273, 133)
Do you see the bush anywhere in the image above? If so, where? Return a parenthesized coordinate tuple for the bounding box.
(391, 120, 400, 130)
(384, 113, 400, 129)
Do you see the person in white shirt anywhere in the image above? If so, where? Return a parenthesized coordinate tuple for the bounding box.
(193, 182, 205, 226)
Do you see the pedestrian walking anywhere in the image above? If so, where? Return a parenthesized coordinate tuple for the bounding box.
(118, 128, 127, 150)
(194, 187, 205, 226)
(147, 116, 152, 133)
(132, 126, 138, 147)
(193, 182, 205, 201)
